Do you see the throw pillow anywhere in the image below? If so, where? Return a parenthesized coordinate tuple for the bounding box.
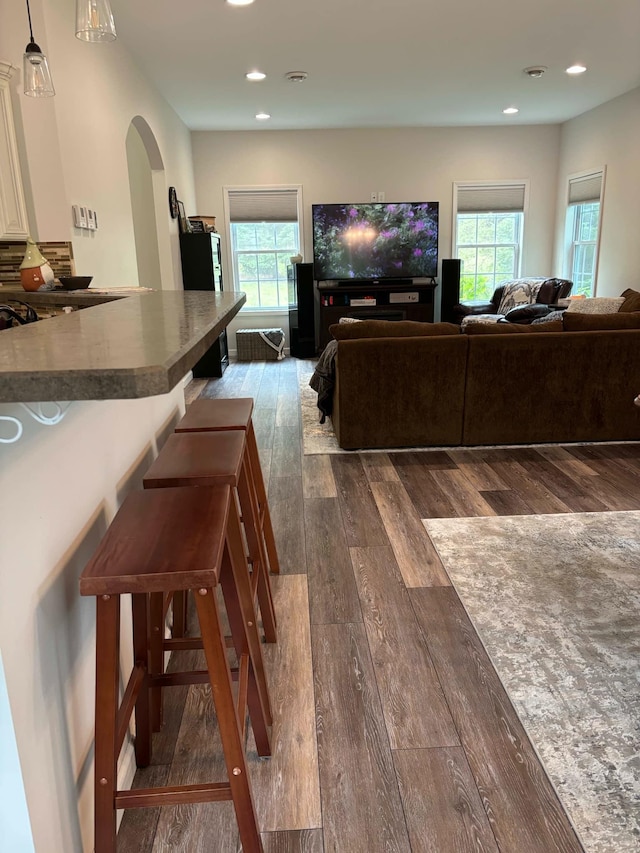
(329, 320, 460, 340)
(464, 319, 563, 334)
(496, 278, 546, 315)
(461, 314, 504, 326)
(619, 288, 640, 312)
(338, 316, 363, 324)
(565, 296, 624, 314)
(563, 312, 640, 331)
(503, 303, 552, 324)
(531, 311, 565, 324)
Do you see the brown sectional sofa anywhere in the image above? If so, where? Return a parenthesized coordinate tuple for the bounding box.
(329, 293, 640, 449)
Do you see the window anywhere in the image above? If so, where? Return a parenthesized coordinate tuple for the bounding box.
(453, 182, 527, 301)
(225, 187, 301, 309)
(565, 171, 604, 296)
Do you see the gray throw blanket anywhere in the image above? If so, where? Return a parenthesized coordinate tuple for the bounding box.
(309, 340, 338, 423)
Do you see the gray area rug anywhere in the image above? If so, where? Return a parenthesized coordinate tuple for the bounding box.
(424, 511, 640, 853)
(298, 363, 342, 454)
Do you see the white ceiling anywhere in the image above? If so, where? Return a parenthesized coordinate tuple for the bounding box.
(111, 0, 640, 131)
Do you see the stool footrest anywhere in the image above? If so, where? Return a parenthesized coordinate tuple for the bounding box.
(150, 668, 243, 689)
(115, 781, 233, 810)
(164, 635, 236, 652)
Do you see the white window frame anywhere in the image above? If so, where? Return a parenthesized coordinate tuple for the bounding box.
(563, 168, 605, 296)
(452, 180, 529, 301)
(222, 185, 304, 312)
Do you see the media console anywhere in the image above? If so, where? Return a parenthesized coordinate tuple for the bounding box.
(317, 280, 436, 348)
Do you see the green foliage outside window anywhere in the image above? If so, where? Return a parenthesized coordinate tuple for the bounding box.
(231, 222, 299, 308)
(456, 212, 522, 301)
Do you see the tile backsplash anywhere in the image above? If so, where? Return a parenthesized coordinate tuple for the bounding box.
(0, 241, 75, 285)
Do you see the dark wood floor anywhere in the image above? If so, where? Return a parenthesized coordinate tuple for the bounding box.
(118, 358, 640, 852)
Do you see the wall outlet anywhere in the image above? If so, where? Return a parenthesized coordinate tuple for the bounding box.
(378, 191, 386, 202)
(370, 192, 377, 202)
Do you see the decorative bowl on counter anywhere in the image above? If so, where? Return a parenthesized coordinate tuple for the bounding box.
(58, 276, 93, 290)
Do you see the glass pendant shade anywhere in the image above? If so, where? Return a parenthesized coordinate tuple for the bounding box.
(23, 42, 55, 97)
(75, 0, 117, 42)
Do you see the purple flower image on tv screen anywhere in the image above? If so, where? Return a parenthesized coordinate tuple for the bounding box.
(312, 202, 438, 280)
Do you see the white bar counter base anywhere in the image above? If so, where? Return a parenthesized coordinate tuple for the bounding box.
(0, 289, 245, 402)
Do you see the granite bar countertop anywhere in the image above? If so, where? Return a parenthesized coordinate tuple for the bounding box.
(0, 285, 128, 307)
(0, 289, 245, 402)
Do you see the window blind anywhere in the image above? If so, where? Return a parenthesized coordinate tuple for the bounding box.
(456, 183, 526, 213)
(568, 172, 603, 205)
(227, 188, 299, 223)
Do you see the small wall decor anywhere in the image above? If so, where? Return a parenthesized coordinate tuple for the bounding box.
(168, 186, 178, 219)
(177, 200, 190, 234)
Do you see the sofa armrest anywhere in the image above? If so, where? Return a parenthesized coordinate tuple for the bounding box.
(453, 300, 496, 323)
(333, 336, 468, 448)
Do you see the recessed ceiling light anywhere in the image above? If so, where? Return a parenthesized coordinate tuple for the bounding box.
(284, 71, 308, 83)
(255, 112, 271, 120)
(246, 71, 266, 81)
(227, 0, 255, 6)
(503, 106, 519, 115)
(523, 66, 547, 79)
(566, 64, 587, 75)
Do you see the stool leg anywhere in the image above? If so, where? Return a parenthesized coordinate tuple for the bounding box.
(247, 421, 280, 575)
(94, 593, 120, 853)
(194, 587, 264, 853)
(225, 496, 273, 738)
(237, 457, 277, 643)
(149, 591, 164, 731)
(171, 590, 188, 638)
(131, 592, 151, 768)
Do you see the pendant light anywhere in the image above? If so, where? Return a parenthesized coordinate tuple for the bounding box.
(75, 0, 117, 42)
(23, 0, 54, 97)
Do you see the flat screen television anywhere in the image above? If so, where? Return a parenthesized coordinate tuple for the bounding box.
(312, 201, 438, 282)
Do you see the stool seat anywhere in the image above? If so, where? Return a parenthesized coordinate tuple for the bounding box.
(176, 397, 254, 433)
(80, 486, 227, 596)
(143, 431, 244, 489)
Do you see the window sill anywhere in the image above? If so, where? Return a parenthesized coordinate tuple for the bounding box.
(239, 305, 288, 315)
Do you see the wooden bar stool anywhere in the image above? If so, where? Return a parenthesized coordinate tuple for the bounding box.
(143, 430, 277, 648)
(175, 398, 280, 575)
(79, 485, 269, 853)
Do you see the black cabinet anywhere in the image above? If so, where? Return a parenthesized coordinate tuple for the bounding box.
(317, 281, 436, 348)
(179, 232, 229, 376)
(287, 263, 317, 357)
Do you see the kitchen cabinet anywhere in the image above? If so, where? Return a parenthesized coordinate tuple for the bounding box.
(0, 62, 29, 240)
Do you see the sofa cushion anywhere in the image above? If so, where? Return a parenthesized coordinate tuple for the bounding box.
(565, 296, 624, 314)
(503, 303, 552, 323)
(329, 320, 460, 340)
(496, 278, 545, 314)
(463, 319, 564, 334)
(563, 311, 640, 331)
(620, 288, 640, 312)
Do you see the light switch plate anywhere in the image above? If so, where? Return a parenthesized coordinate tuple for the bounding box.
(87, 209, 96, 230)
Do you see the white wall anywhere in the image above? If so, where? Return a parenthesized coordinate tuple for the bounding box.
(0, 0, 196, 290)
(0, 2, 198, 850)
(0, 392, 185, 853)
(553, 86, 640, 296)
(192, 124, 561, 340)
